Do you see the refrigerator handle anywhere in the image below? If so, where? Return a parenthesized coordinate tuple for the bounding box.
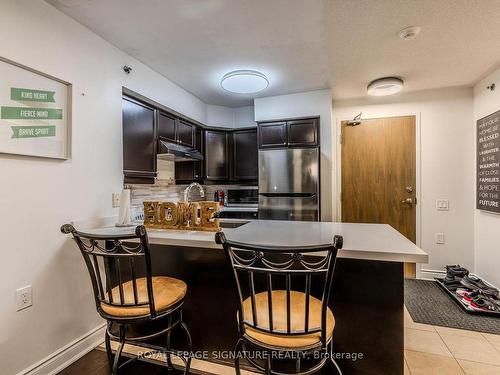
(259, 193, 317, 198)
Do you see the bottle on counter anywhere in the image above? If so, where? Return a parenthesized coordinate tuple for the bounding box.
(218, 190, 225, 206)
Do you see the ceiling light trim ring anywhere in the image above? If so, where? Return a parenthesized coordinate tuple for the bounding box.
(221, 69, 269, 94)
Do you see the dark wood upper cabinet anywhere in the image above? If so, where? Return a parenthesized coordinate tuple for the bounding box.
(258, 117, 319, 149)
(122, 96, 157, 182)
(175, 127, 203, 183)
(233, 129, 258, 180)
(157, 111, 176, 143)
(258, 121, 287, 148)
(204, 130, 229, 181)
(177, 119, 195, 147)
(158, 112, 195, 148)
(287, 118, 318, 147)
(195, 127, 202, 152)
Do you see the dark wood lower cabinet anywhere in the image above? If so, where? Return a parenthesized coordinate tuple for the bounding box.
(145, 247, 403, 375)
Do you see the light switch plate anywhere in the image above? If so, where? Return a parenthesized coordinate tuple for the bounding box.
(435, 233, 445, 244)
(16, 285, 33, 311)
(436, 199, 449, 211)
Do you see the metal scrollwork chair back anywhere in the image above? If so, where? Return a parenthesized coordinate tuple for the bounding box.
(61, 223, 192, 375)
(60, 223, 158, 320)
(216, 231, 344, 375)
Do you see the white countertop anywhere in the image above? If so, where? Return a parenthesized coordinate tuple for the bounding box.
(71, 217, 428, 263)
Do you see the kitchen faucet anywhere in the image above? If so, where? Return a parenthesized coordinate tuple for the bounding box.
(183, 182, 205, 203)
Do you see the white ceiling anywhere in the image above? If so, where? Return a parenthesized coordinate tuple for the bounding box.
(47, 0, 500, 107)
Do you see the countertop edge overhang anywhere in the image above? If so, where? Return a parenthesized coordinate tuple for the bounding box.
(70, 217, 428, 264)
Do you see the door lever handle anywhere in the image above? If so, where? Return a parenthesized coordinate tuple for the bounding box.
(401, 198, 414, 207)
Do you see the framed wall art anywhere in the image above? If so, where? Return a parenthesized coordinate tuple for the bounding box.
(0, 57, 71, 159)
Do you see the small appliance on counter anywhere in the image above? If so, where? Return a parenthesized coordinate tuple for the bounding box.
(218, 187, 258, 220)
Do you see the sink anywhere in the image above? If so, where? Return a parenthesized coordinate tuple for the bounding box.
(219, 220, 250, 229)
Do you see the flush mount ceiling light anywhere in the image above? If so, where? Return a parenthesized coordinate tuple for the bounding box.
(221, 70, 269, 94)
(367, 77, 404, 96)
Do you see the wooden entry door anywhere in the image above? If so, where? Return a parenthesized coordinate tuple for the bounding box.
(341, 115, 416, 247)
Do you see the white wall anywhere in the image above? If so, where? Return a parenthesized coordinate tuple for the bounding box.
(473, 67, 500, 288)
(0, 1, 215, 374)
(234, 105, 256, 128)
(206, 104, 234, 127)
(206, 104, 256, 128)
(332, 87, 475, 274)
(254, 89, 334, 220)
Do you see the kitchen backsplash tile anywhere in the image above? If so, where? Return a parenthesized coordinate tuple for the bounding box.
(125, 182, 253, 209)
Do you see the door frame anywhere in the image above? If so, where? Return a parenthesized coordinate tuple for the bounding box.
(334, 112, 423, 278)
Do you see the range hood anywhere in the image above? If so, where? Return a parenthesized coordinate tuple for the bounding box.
(157, 139, 203, 162)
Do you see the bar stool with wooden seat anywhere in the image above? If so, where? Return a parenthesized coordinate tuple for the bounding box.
(61, 224, 192, 374)
(216, 232, 343, 375)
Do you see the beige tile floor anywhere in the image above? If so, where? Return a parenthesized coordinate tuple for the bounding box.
(100, 308, 500, 374)
(404, 306, 500, 374)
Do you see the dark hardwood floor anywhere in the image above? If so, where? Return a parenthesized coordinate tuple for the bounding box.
(58, 349, 186, 375)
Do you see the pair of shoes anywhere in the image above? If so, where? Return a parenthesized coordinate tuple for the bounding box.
(460, 276, 499, 298)
(445, 265, 469, 281)
(444, 265, 470, 291)
(462, 290, 500, 312)
(456, 288, 470, 297)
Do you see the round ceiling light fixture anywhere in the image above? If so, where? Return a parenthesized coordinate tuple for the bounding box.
(367, 77, 404, 96)
(221, 70, 269, 94)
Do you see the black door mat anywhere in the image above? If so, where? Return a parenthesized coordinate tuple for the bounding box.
(404, 279, 500, 335)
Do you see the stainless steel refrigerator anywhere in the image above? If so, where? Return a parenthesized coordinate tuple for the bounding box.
(258, 148, 320, 221)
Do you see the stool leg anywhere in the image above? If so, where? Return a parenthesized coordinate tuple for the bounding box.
(265, 356, 271, 375)
(180, 320, 192, 374)
(112, 325, 125, 375)
(104, 327, 113, 370)
(328, 342, 343, 375)
(234, 338, 243, 375)
(112, 341, 124, 374)
(165, 315, 173, 369)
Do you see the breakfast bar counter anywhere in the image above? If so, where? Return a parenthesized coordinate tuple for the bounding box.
(74, 218, 427, 263)
(73, 218, 427, 375)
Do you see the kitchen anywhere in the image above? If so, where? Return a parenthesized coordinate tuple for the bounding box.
(3, 1, 500, 375)
(61, 85, 426, 375)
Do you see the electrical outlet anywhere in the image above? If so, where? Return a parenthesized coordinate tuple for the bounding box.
(435, 233, 445, 244)
(16, 285, 32, 311)
(436, 199, 449, 211)
(112, 193, 121, 208)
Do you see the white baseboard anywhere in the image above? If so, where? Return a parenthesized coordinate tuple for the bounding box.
(17, 324, 106, 375)
(418, 268, 446, 280)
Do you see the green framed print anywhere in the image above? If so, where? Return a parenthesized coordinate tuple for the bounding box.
(0, 57, 71, 159)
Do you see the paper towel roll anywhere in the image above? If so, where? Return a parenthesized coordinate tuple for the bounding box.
(117, 189, 131, 226)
